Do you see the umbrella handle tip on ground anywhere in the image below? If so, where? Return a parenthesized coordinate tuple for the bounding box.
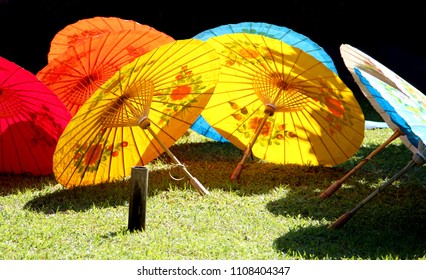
(230, 163, 244, 181)
(329, 212, 354, 229)
(319, 181, 343, 199)
(189, 177, 210, 195)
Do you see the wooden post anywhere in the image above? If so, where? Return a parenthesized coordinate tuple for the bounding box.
(128, 166, 149, 232)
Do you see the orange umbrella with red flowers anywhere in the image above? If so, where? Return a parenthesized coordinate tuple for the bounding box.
(52, 39, 221, 194)
(200, 33, 365, 180)
(37, 29, 174, 117)
(47, 16, 162, 63)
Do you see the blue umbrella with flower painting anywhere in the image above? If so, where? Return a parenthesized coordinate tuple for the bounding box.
(320, 44, 426, 199)
(52, 39, 220, 194)
(329, 65, 426, 228)
(190, 21, 339, 142)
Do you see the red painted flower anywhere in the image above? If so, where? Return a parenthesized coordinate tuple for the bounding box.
(171, 85, 191, 100)
(325, 97, 344, 118)
(239, 48, 260, 59)
(288, 131, 297, 138)
(84, 144, 103, 165)
(249, 117, 272, 136)
(121, 141, 128, 147)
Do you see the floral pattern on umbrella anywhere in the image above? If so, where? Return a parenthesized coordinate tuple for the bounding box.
(53, 39, 221, 191)
(200, 33, 364, 180)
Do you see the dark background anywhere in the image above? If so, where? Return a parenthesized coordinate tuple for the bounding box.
(1, 0, 426, 95)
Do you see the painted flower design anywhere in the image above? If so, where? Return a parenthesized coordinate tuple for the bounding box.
(230, 102, 297, 147)
(324, 96, 345, 118)
(28, 104, 66, 146)
(155, 65, 204, 125)
(73, 133, 128, 174)
(248, 117, 272, 136)
(221, 40, 271, 67)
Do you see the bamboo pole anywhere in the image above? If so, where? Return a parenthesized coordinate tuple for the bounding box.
(231, 108, 273, 181)
(320, 129, 402, 199)
(141, 122, 209, 195)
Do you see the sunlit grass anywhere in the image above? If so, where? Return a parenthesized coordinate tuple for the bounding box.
(1, 126, 425, 260)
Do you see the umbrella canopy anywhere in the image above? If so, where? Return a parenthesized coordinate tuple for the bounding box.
(52, 39, 221, 194)
(340, 44, 426, 153)
(320, 44, 426, 199)
(37, 29, 175, 116)
(190, 21, 338, 142)
(200, 33, 365, 180)
(0, 56, 71, 175)
(323, 44, 426, 228)
(47, 16, 160, 62)
(355, 67, 426, 151)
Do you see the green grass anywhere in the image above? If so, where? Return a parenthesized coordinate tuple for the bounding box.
(1, 123, 426, 260)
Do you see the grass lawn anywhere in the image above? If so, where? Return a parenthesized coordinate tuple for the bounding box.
(1, 97, 426, 260)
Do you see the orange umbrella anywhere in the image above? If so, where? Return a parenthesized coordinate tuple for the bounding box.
(0, 56, 71, 176)
(37, 29, 175, 116)
(47, 16, 157, 62)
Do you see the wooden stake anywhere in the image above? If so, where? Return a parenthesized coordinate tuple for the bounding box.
(128, 166, 149, 232)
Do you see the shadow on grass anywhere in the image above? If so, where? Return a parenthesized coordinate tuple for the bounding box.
(23, 180, 132, 214)
(272, 209, 426, 259)
(19, 139, 425, 223)
(0, 174, 57, 196)
(265, 142, 426, 259)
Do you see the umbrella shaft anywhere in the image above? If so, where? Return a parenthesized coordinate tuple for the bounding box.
(231, 112, 271, 180)
(244, 112, 271, 160)
(144, 126, 189, 172)
(144, 125, 209, 195)
(320, 129, 402, 199)
(349, 159, 416, 214)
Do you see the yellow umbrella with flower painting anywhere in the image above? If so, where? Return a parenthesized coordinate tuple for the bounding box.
(52, 39, 221, 194)
(201, 33, 365, 180)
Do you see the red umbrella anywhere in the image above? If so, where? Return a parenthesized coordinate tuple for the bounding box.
(0, 56, 71, 175)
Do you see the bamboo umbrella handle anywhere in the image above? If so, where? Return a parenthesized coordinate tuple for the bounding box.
(144, 125, 210, 195)
(320, 129, 402, 199)
(329, 158, 417, 229)
(230, 163, 245, 181)
(230, 111, 272, 181)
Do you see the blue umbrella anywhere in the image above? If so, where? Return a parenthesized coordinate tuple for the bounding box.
(190, 22, 338, 142)
(321, 43, 426, 199)
(329, 56, 426, 228)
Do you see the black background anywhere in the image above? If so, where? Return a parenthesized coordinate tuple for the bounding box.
(1, 0, 425, 95)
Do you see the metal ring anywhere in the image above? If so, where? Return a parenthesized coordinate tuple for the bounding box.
(168, 164, 185, 181)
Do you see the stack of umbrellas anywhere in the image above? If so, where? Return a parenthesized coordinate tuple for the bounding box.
(189, 22, 339, 143)
(3, 18, 368, 201)
(38, 17, 222, 195)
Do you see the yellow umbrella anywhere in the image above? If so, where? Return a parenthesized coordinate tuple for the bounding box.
(52, 39, 221, 194)
(37, 29, 175, 117)
(201, 33, 365, 180)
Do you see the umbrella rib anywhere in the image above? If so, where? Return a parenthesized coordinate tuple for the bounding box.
(3, 117, 28, 173)
(306, 102, 362, 163)
(54, 110, 105, 185)
(129, 125, 152, 166)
